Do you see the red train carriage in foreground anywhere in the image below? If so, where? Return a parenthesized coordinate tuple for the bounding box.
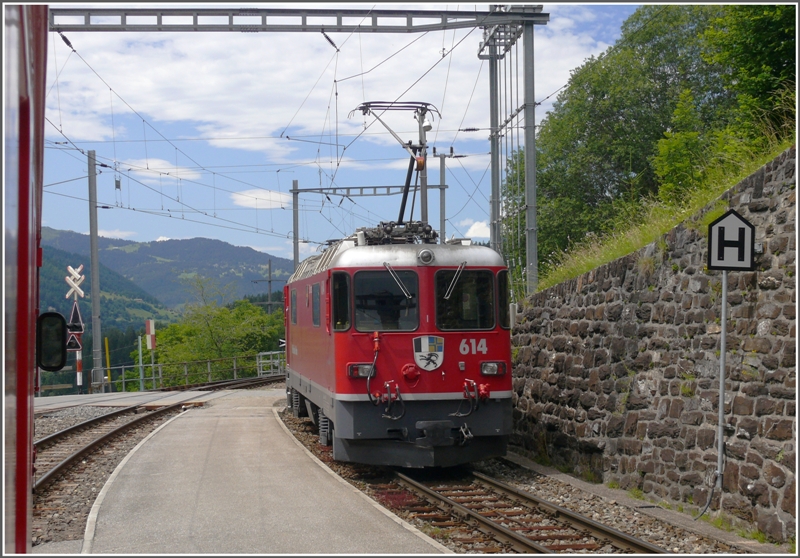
(284, 221, 513, 468)
(5, 4, 69, 554)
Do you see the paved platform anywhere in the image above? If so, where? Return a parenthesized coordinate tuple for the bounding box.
(37, 389, 449, 554)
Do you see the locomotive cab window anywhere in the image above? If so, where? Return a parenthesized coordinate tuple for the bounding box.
(354, 270, 418, 332)
(435, 269, 495, 330)
(290, 289, 297, 324)
(498, 269, 510, 329)
(312, 283, 320, 327)
(332, 272, 350, 331)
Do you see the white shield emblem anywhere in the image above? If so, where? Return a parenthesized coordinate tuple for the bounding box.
(413, 336, 444, 370)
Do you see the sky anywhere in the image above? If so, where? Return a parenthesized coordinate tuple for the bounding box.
(36, 2, 640, 262)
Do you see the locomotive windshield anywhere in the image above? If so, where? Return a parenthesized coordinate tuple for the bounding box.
(435, 269, 495, 330)
(354, 270, 418, 331)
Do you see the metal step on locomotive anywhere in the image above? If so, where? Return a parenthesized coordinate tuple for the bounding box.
(284, 101, 513, 468)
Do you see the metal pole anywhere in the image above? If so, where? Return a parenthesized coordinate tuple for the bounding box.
(268, 259, 272, 313)
(88, 150, 102, 393)
(76, 351, 83, 394)
(439, 154, 446, 241)
(418, 109, 428, 224)
(138, 336, 144, 391)
(104, 336, 112, 392)
(717, 270, 728, 492)
(523, 21, 538, 294)
(150, 349, 156, 390)
(292, 180, 299, 271)
(489, 45, 500, 252)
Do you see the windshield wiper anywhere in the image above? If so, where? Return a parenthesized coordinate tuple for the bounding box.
(444, 261, 467, 300)
(383, 262, 412, 299)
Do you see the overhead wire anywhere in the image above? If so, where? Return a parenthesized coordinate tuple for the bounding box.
(49, 8, 504, 248)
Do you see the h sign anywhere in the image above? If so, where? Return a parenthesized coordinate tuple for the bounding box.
(707, 209, 755, 271)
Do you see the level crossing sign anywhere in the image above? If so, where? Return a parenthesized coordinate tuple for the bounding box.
(707, 209, 755, 271)
(65, 264, 86, 352)
(65, 264, 85, 299)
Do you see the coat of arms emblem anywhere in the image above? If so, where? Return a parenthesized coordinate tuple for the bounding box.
(413, 336, 444, 370)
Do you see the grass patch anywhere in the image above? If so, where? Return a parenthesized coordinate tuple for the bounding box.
(581, 469, 601, 484)
(537, 138, 794, 292)
(702, 513, 735, 532)
(736, 528, 769, 544)
(628, 487, 645, 500)
(556, 463, 573, 474)
(420, 525, 449, 540)
(533, 454, 551, 467)
(607, 479, 620, 489)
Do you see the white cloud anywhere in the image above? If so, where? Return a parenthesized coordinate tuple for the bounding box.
(122, 158, 203, 186)
(465, 220, 490, 238)
(98, 229, 137, 239)
(155, 236, 171, 242)
(43, 4, 638, 250)
(246, 244, 289, 255)
(230, 189, 293, 209)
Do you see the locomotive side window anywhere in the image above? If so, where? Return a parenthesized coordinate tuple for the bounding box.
(291, 289, 297, 324)
(332, 272, 350, 331)
(498, 270, 510, 329)
(354, 270, 418, 332)
(312, 283, 320, 327)
(435, 269, 495, 330)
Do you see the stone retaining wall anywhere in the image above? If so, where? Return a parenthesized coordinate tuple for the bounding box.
(511, 146, 796, 542)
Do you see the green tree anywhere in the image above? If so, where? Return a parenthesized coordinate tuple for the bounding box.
(501, 4, 795, 282)
(702, 5, 796, 137)
(146, 277, 284, 386)
(653, 90, 706, 206)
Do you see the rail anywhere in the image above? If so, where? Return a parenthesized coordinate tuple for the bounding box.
(393, 470, 668, 554)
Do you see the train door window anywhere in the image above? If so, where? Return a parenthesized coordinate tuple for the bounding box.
(435, 269, 495, 330)
(332, 272, 350, 331)
(354, 270, 418, 332)
(312, 283, 320, 326)
(498, 270, 510, 329)
(291, 289, 297, 324)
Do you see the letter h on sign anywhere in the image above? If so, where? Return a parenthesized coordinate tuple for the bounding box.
(707, 209, 755, 271)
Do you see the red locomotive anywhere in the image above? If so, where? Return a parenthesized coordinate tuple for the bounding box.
(284, 220, 513, 468)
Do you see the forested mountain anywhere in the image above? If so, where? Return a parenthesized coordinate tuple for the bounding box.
(41, 244, 177, 332)
(41, 227, 294, 308)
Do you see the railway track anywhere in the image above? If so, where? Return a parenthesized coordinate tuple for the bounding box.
(192, 375, 285, 391)
(33, 376, 285, 491)
(383, 469, 667, 554)
(33, 402, 185, 493)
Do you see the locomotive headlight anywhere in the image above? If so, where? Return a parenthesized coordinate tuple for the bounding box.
(480, 362, 506, 376)
(417, 249, 435, 265)
(348, 363, 374, 378)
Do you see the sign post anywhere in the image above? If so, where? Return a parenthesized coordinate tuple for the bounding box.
(700, 210, 755, 518)
(146, 319, 157, 388)
(65, 265, 86, 393)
